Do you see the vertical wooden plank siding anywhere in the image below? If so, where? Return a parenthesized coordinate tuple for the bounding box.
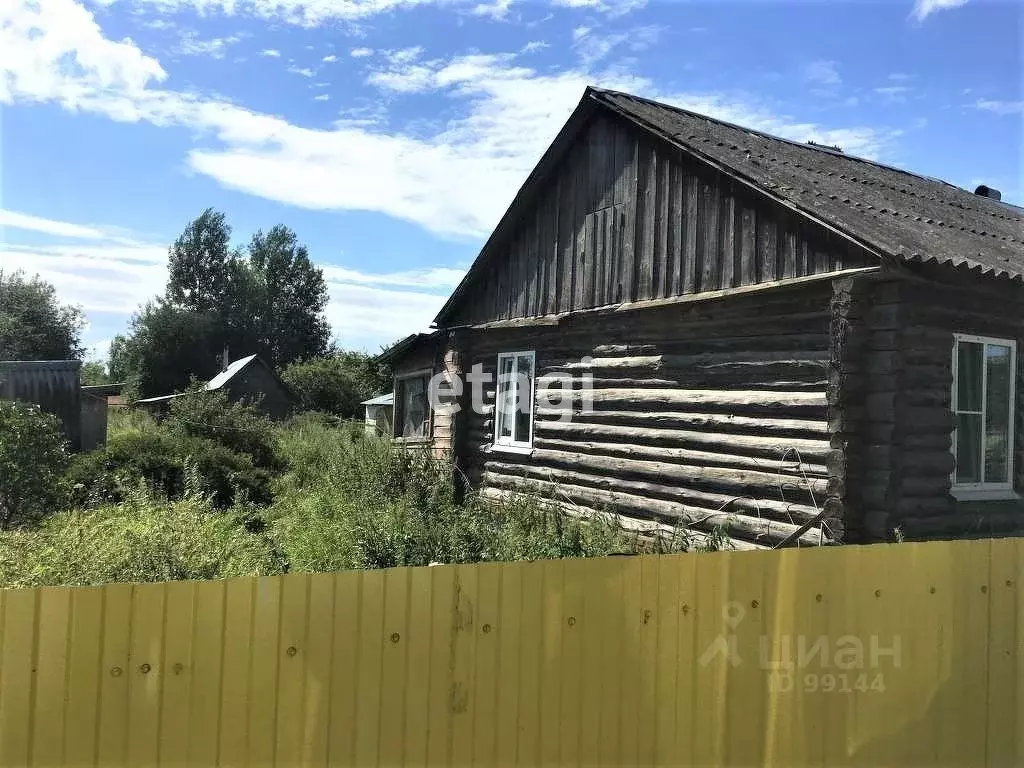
(446, 115, 869, 326)
(0, 540, 1022, 766)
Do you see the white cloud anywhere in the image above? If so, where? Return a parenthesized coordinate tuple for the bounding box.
(471, 0, 514, 19)
(287, 64, 315, 77)
(553, 0, 646, 15)
(974, 99, 1024, 115)
(350, 47, 374, 58)
(99, 0, 450, 27)
(520, 40, 549, 54)
(874, 85, 911, 101)
(571, 24, 661, 67)
(0, 240, 168, 313)
(0, 209, 108, 239)
(260, 48, 281, 57)
(313, 93, 330, 101)
(322, 54, 338, 63)
(1, 0, 899, 242)
(174, 32, 243, 60)
(911, 0, 969, 21)
(804, 60, 841, 86)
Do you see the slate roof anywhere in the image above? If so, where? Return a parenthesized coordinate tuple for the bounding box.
(592, 87, 1024, 280)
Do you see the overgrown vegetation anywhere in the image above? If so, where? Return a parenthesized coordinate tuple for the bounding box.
(0, 394, 722, 588)
(0, 401, 70, 529)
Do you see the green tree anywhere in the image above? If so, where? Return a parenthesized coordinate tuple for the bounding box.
(246, 226, 331, 367)
(166, 208, 233, 315)
(0, 400, 70, 528)
(109, 302, 220, 397)
(81, 361, 110, 386)
(281, 351, 390, 418)
(0, 270, 84, 360)
(115, 212, 331, 396)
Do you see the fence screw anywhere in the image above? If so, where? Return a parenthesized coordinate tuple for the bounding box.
(981, 585, 988, 594)
(750, 600, 759, 609)
(287, 646, 298, 656)
(390, 633, 401, 644)
(139, 663, 151, 674)
(929, 587, 936, 594)
(681, 604, 691, 616)
(1007, 580, 1014, 588)
(815, 594, 823, 603)
(482, 624, 492, 634)
(110, 666, 122, 677)
(874, 589, 882, 598)
(567, 616, 576, 627)
(173, 663, 184, 675)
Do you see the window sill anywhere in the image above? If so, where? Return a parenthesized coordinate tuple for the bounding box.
(951, 488, 1020, 502)
(486, 443, 534, 456)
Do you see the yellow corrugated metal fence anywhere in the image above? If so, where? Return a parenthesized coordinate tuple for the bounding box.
(1, 538, 1022, 766)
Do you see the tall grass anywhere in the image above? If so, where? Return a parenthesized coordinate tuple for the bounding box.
(0, 408, 719, 588)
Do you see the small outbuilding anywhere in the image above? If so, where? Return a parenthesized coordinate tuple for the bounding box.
(362, 393, 394, 436)
(136, 354, 297, 420)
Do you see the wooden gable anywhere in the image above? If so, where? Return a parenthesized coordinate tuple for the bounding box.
(439, 107, 876, 327)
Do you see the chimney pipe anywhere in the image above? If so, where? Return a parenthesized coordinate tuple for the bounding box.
(974, 184, 1002, 201)
(221, 344, 230, 372)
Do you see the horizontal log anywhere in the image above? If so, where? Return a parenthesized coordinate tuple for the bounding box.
(476, 486, 767, 551)
(481, 474, 835, 547)
(579, 388, 827, 414)
(535, 419, 833, 461)
(481, 464, 823, 522)
(537, 408, 829, 437)
(533, 438, 829, 477)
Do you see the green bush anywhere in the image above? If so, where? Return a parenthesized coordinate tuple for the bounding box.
(67, 428, 273, 509)
(166, 386, 282, 470)
(0, 486, 284, 588)
(280, 352, 390, 418)
(0, 400, 70, 528)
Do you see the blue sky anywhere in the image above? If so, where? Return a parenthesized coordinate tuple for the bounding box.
(1, 0, 1021, 361)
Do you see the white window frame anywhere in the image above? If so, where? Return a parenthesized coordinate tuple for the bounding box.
(493, 351, 536, 452)
(951, 333, 1017, 498)
(394, 368, 433, 442)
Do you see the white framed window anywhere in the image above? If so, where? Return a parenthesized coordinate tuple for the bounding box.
(952, 334, 1016, 494)
(494, 351, 536, 450)
(394, 369, 432, 440)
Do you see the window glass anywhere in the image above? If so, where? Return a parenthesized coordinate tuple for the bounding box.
(495, 352, 535, 447)
(955, 412, 983, 484)
(984, 344, 1012, 483)
(952, 335, 1016, 488)
(956, 341, 983, 412)
(497, 355, 515, 440)
(399, 374, 429, 439)
(515, 354, 534, 442)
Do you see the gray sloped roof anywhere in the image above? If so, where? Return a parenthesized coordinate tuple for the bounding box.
(593, 88, 1024, 280)
(362, 392, 394, 407)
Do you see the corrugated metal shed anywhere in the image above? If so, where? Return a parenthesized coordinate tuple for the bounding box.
(0, 360, 82, 450)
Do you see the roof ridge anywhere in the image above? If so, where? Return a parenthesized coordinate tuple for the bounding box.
(587, 86, 969, 194)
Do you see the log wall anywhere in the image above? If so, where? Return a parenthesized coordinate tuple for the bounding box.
(848, 267, 1024, 542)
(458, 283, 841, 549)
(443, 114, 872, 327)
